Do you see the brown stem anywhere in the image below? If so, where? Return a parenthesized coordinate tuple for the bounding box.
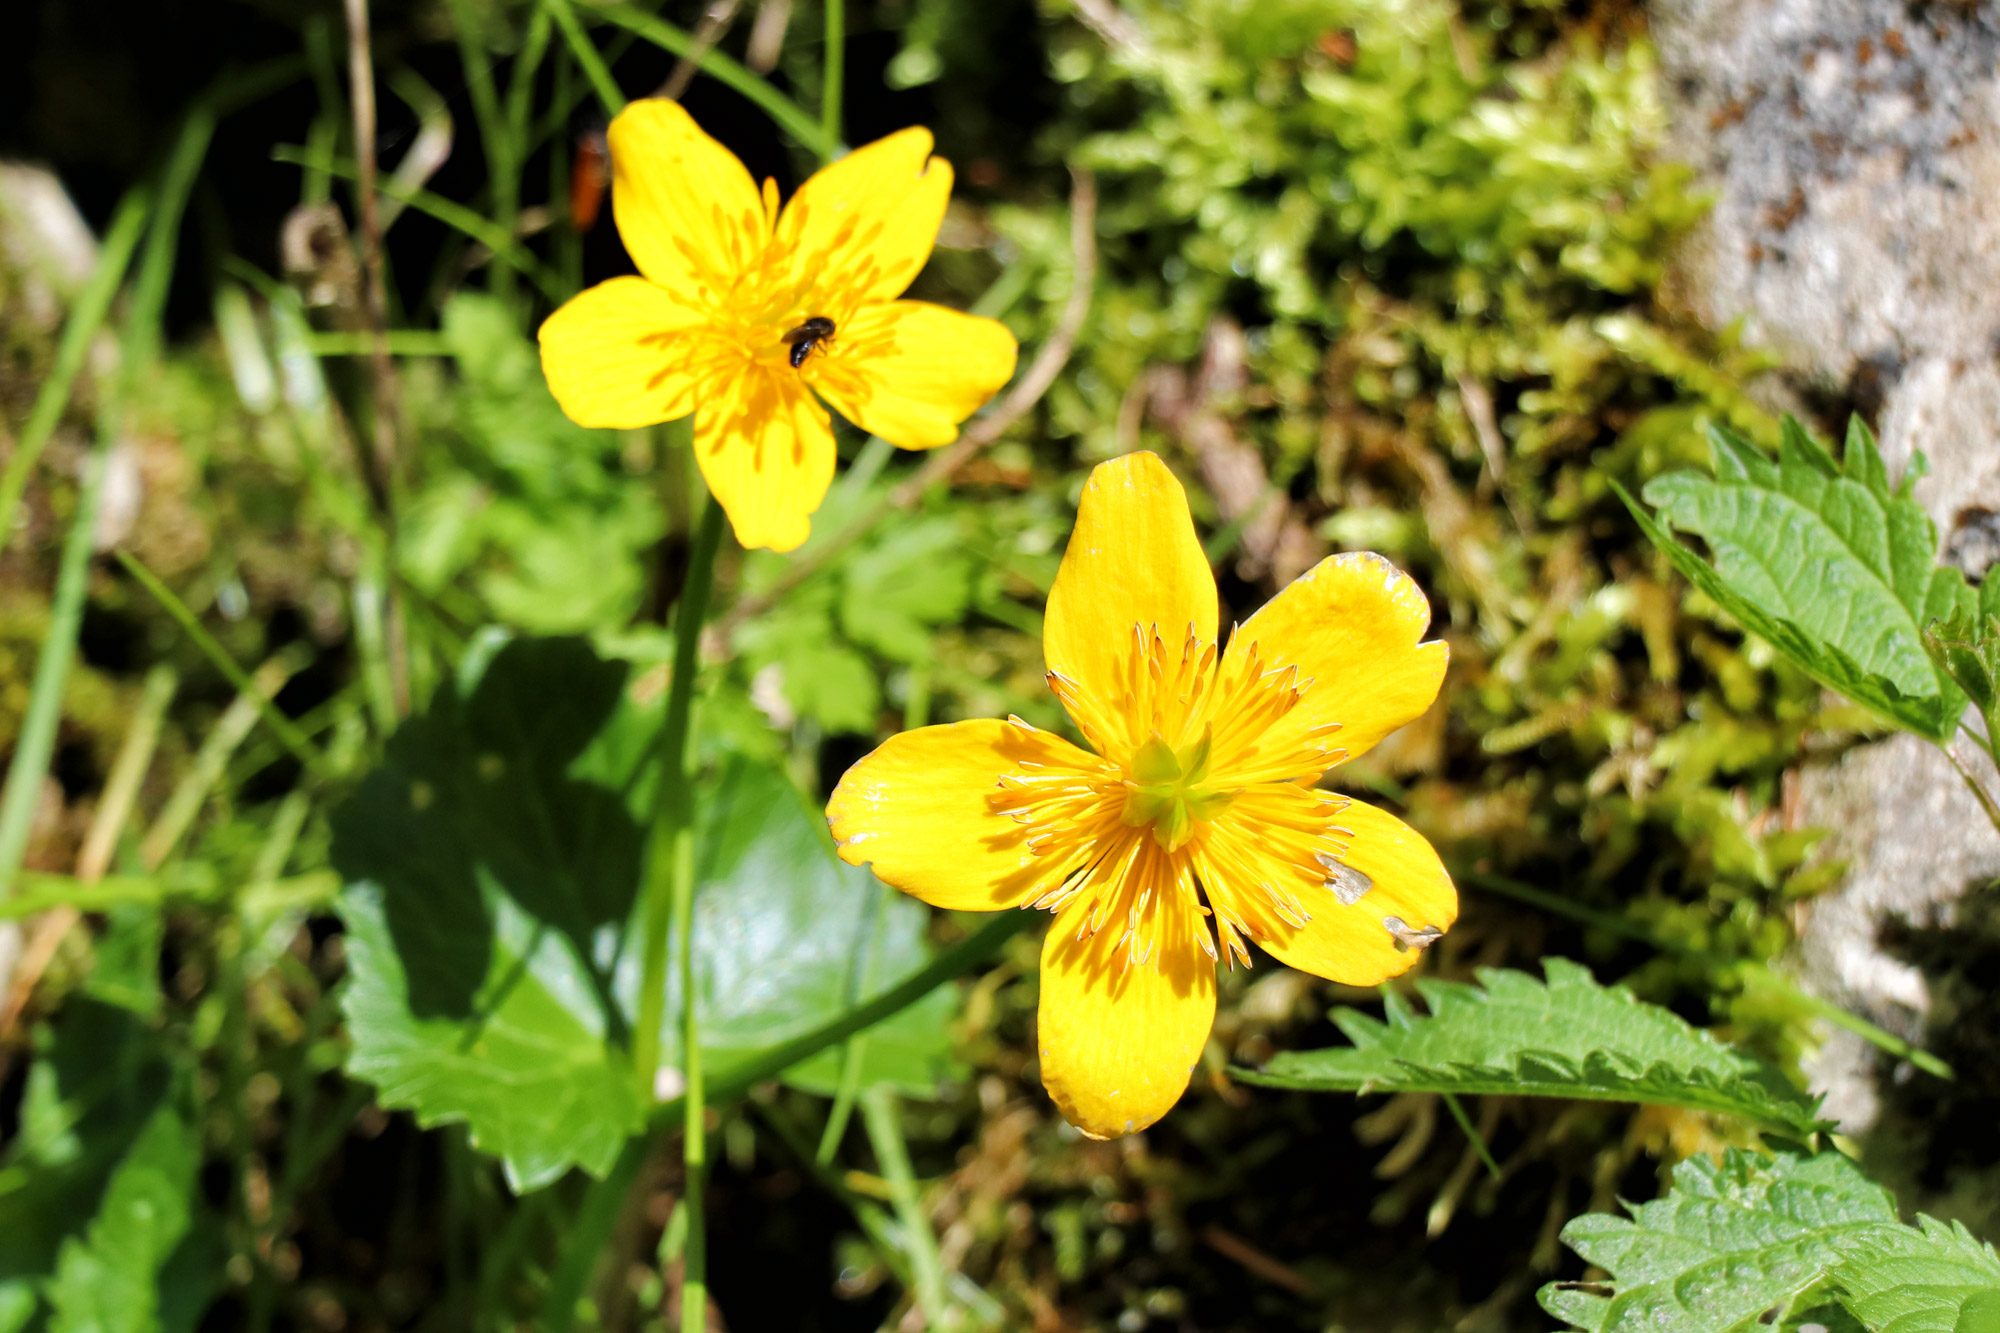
(657, 0, 744, 101)
(345, 0, 412, 715)
(710, 166, 1098, 651)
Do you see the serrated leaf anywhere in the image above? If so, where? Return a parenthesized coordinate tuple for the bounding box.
(1831, 1217, 2000, 1333)
(1922, 607, 2000, 746)
(1622, 415, 1973, 741)
(334, 637, 955, 1191)
(1542, 1149, 2000, 1333)
(1541, 1150, 1900, 1332)
(1236, 958, 1826, 1135)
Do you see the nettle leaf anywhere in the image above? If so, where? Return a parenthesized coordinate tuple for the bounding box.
(1540, 1150, 2000, 1333)
(1237, 958, 1826, 1135)
(1541, 1150, 1898, 1332)
(1832, 1218, 2000, 1333)
(1922, 606, 2000, 745)
(1621, 415, 1973, 742)
(335, 637, 955, 1191)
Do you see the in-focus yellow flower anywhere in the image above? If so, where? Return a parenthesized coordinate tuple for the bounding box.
(827, 452, 1456, 1138)
(538, 101, 1019, 552)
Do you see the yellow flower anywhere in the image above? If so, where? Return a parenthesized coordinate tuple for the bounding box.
(827, 452, 1456, 1138)
(538, 101, 1019, 552)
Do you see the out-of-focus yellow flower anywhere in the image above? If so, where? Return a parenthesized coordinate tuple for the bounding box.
(538, 101, 1018, 552)
(827, 452, 1456, 1138)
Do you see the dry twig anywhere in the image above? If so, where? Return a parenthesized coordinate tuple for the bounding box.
(657, 0, 744, 101)
(345, 0, 412, 713)
(709, 166, 1098, 650)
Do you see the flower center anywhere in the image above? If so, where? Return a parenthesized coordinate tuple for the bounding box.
(1119, 726, 1236, 853)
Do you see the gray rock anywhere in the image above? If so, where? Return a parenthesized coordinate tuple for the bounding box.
(1653, 0, 2000, 1132)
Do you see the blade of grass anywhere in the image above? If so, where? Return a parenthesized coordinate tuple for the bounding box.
(306, 331, 453, 356)
(861, 1087, 949, 1327)
(139, 651, 308, 870)
(0, 425, 117, 897)
(581, 1, 831, 157)
(0, 185, 151, 550)
(125, 102, 219, 367)
(1439, 1092, 1501, 1182)
(546, 0, 629, 117)
(115, 550, 329, 776)
(0, 664, 180, 1037)
(535, 1134, 651, 1333)
(444, 0, 518, 303)
(77, 665, 179, 880)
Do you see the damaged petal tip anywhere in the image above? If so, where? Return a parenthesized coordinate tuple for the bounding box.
(1383, 915, 1443, 953)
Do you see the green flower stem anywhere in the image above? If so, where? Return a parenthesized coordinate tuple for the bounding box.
(629, 494, 726, 1333)
(822, 0, 844, 161)
(650, 908, 1038, 1131)
(817, 876, 892, 1164)
(0, 185, 151, 550)
(537, 907, 1035, 1332)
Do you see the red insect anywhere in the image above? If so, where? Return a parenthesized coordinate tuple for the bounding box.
(570, 130, 609, 233)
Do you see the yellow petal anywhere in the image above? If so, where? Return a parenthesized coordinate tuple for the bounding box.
(808, 302, 1017, 448)
(828, 719, 1100, 911)
(1037, 861, 1215, 1138)
(692, 365, 835, 553)
(774, 128, 951, 309)
(1044, 453, 1219, 750)
(1223, 551, 1446, 773)
(1207, 793, 1456, 986)
(537, 277, 709, 429)
(607, 99, 764, 306)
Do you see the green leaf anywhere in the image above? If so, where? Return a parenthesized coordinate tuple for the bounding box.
(334, 637, 957, 1190)
(334, 637, 648, 1191)
(81, 902, 164, 1017)
(1621, 415, 1973, 741)
(1832, 1218, 2000, 1333)
(1541, 1149, 2000, 1333)
(1236, 958, 1827, 1135)
(44, 1099, 201, 1333)
(400, 294, 662, 634)
(837, 516, 975, 665)
(675, 761, 957, 1096)
(1541, 1150, 1899, 1332)
(0, 1001, 175, 1291)
(1922, 607, 2000, 746)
